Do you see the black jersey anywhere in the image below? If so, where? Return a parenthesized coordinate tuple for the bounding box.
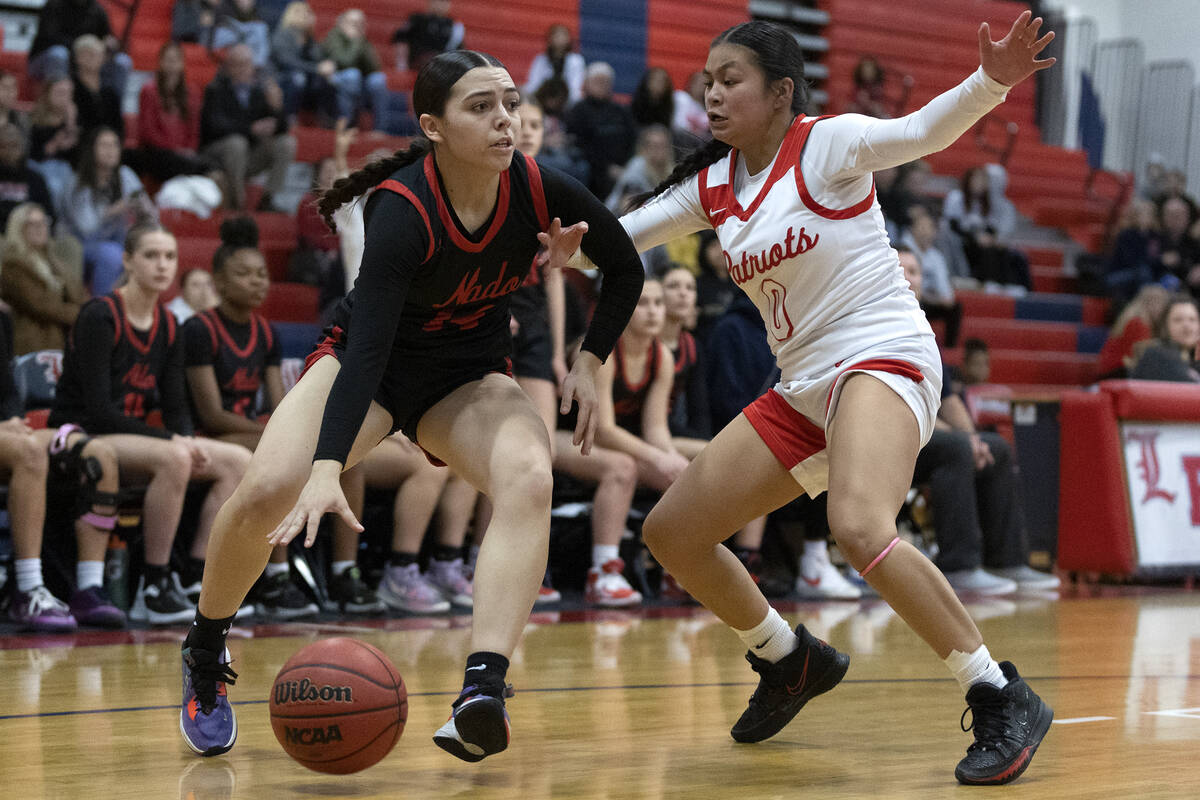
(183, 308, 280, 420)
(314, 152, 645, 464)
(667, 330, 711, 439)
(612, 338, 661, 438)
(50, 291, 190, 438)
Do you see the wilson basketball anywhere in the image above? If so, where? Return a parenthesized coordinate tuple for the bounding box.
(269, 637, 407, 774)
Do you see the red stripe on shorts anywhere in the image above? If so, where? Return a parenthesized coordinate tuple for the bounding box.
(826, 358, 925, 413)
(743, 389, 826, 471)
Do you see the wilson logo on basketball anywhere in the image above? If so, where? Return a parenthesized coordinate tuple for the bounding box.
(724, 226, 819, 286)
(284, 724, 344, 745)
(274, 678, 354, 704)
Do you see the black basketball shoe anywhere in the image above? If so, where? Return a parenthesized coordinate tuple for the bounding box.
(730, 625, 850, 743)
(433, 680, 514, 762)
(955, 661, 1053, 785)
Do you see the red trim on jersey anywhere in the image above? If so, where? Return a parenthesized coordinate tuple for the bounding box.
(616, 338, 659, 394)
(258, 313, 274, 352)
(743, 388, 826, 470)
(99, 296, 120, 347)
(794, 116, 876, 220)
(700, 115, 813, 228)
(197, 310, 219, 355)
(208, 308, 259, 360)
(376, 178, 435, 263)
(114, 292, 162, 356)
(523, 152, 549, 231)
(825, 358, 925, 413)
(424, 154, 511, 254)
(301, 327, 343, 379)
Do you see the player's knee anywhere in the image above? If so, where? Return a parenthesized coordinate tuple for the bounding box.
(80, 439, 118, 482)
(161, 441, 194, 482)
(220, 443, 253, 476)
(19, 434, 49, 475)
(826, 498, 894, 567)
(234, 465, 299, 515)
(603, 452, 637, 491)
(641, 503, 673, 558)
(495, 456, 553, 509)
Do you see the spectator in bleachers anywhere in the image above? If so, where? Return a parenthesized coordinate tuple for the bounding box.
(660, 265, 709, 445)
(1131, 294, 1199, 383)
(631, 67, 674, 130)
(694, 230, 735, 345)
(1157, 168, 1199, 217)
(166, 267, 217, 323)
(606, 124, 673, 216)
(270, 2, 338, 123)
(672, 71, 709, 140)
(28, 77, 81, 202)
(0, 309, 124, 630)
(27, 0, 131, 98)
(137, 42, 217, 183)
(1105, 197, 1165, 307)
(1097, 283, 1168, 379)
(172, 0, 220, 45)
(200, 44, 296, 211)
(322, 10, 393, 133)
(522, 94, 588, 187)
(71, 35, 125, 145)
(565, 62, 638, 200)
(524, 24, 585, 105)
(211, 0, 271, 69)
(900, 247, 1059, 594)
(844, 56, 890, 118)
(0, 72, 29, 136)
(0, 124, 55, 230)
(1155, 196, 1200, 294)
(902, 203, 962, 346)
(943, 164, 1030, 292)
(392, 0, 465, 73)
(877, 160, 930, 243)
(59, 126, 156, 295)
(959, 338, 990, 387)
(49, 222, 253, 623)
(0, 202, 85, 354)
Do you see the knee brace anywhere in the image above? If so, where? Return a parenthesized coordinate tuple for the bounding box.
(49, 424, 118, 530)
(858, 536, 901, 578)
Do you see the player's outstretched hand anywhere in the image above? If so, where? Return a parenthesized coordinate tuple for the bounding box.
(267, 460, 363, 548)
(537, 217, 589, 271)
(561, 350, 601, 455)
(979, 10, 1055, 87)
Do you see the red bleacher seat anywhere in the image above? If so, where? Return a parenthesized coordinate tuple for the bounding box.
(259, 283, 320, 323)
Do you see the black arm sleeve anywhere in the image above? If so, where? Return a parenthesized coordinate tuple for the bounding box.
(540, 165, 644, 362)
(312, 191, 430, 464)
(72, 303, 172, 438)
(160, 333, 193, 436)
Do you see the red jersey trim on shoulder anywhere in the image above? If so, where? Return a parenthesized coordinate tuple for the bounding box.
(256, 313, 275, 351)
(376, 178, 435, 263)
(210, 308, 259, 360)
(423, 153, 511, 254)
(198, 310, 219, 355)
(523, 152, 550, 231)
(616, 338, 659, 394)
(794, 115, 876, 220)
(99, 295, 121, 347)
(114, 291, 161, 356)
(164, 306, 176, 347)
(708, 115, 815, 227)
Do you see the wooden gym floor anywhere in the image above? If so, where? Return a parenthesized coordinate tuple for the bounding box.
(1, 587, 1198, 798)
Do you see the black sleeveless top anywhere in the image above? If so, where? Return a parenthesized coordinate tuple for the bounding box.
(612, 338, 660, 437)
(50, 291, 190, 438)
(183, 308, 280, 420)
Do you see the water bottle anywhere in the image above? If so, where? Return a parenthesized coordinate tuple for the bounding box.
(104, 534, 130, 611)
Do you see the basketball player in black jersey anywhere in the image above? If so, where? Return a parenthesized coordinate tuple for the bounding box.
(49, 223, 252, 625)
(179, 50, 644, 761)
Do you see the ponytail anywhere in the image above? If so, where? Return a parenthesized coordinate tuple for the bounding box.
(317, 139, 430, 231)
(637, 138, 731, 206)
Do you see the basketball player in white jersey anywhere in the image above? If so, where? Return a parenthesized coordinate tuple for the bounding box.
(565, 11, 1056, 786)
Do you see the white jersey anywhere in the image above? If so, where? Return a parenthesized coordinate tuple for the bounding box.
(622, 67, 1010, 387)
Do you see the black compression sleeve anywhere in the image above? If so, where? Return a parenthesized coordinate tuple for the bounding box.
(312, 191, 430, 464)
(71, 303, 172, 438)
(540, 165, 644, 361)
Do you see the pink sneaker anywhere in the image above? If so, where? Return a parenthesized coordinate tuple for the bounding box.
(585, 559, 642, 608)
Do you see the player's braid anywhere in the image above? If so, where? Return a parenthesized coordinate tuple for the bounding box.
(318, 139, 432, 231)
(638, 138, 732, 206)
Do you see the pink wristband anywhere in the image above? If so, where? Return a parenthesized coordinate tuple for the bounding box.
(858, 536, 901, 578)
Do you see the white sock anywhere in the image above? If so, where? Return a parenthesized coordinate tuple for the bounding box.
(76, 560, 104, 591)
(331, 560, 356, 577)
(803, 540, 828, 560)
(264, 561, 289, 578)
(734, 606, 799, 664)
(16, 558, 43, 593)
(593, 544, 620, 568)
(800, 539, 830, 577)
(944, 644, 1008, 693)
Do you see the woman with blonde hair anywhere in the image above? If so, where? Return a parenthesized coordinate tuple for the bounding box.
(0, 202, 86, 354)
(270, 1, 338, 121)
(1097, 283, 1169, 378)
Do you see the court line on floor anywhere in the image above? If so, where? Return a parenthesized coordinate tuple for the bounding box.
(2, 674, 1197, 722)
(1052, 716, 1116, 724)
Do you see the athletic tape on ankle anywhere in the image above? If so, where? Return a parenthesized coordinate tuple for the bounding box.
(858, 536, 901, 578)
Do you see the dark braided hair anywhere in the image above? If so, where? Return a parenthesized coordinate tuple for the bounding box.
(317, 50, 506, 231)
(642, 21, 810, 204)
(213, 215, 260, 273)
